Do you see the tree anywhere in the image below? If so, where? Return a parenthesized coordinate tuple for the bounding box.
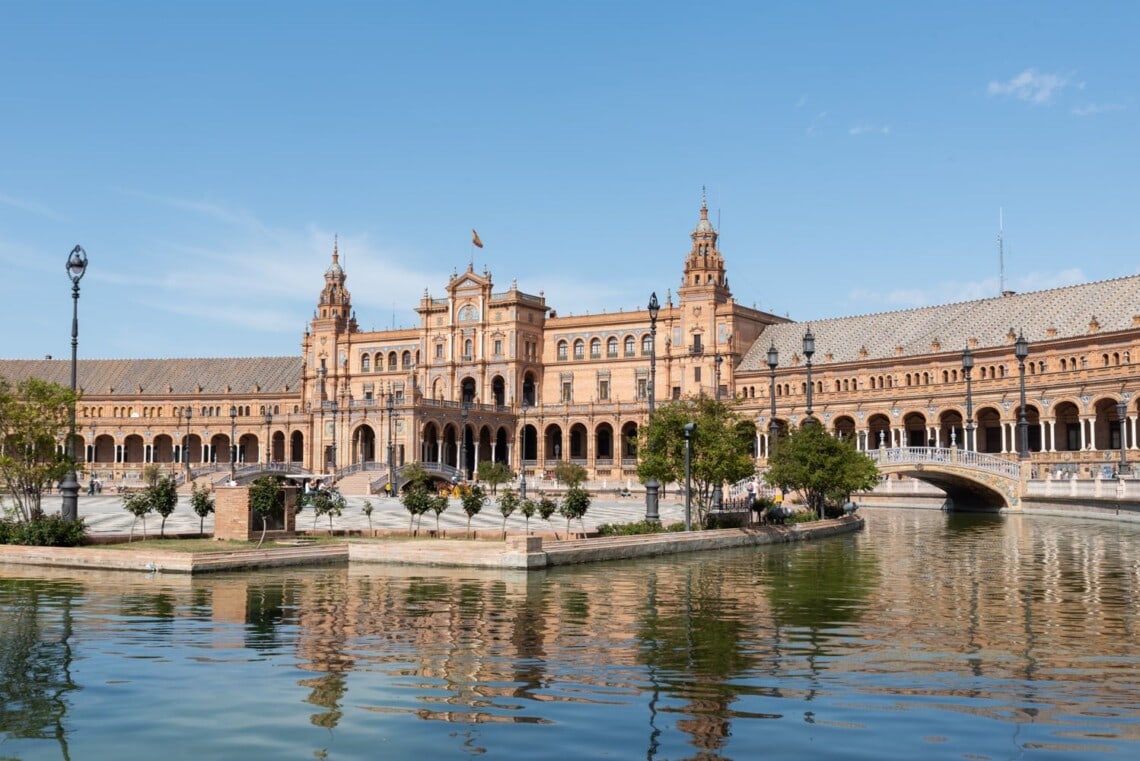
(248, 476, 284, 548)
(189, 482, 215, 536)
(309, 487, 346, 531)
(477, 460, 512, 495)
(637, 395, 757, 528)
(460, 484, 487, 538)
(122, 490, 152, 541)
(765, 422, 879, 517)
(429, 492, 448, 534)
(0, 377, 76, 523)
(553, 461, 588, 488)
(150, 476, 179, 538)
(519, 497, 537, 534)
(497, 487, 519, 534)
(537, 496, 558, 535)
(559, 486, 591, 536)
(401, 484, 432, 534)
(361, 500, 374, 535)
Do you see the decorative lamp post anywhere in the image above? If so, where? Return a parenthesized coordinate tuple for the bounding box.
(715, 353, 724, 400)
(767, 343, 779, 455)
(172, 413, 180, 476)
(1117, 392, 1132, 475)
(387, 393, 396, 496)
(1015, 331, 1030, 460)
(329, 400, 338, 472)
(683, 422, 695, 532)
(263, 407, 273, 466)
(229, 406, 238, 481)
(60, 245, 88, 523)
(962, 347, 975, 452)
(459, 401, 469, 481)
(519, 401, 528, 501)
(183, 407, 193, 483)
(802, 327, 815, 423)
(645, 292, 661, 523)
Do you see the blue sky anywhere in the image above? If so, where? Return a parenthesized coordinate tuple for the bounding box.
(2, 1, 1137, 360)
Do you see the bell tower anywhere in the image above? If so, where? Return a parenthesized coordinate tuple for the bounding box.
(677, 190, 731, 304)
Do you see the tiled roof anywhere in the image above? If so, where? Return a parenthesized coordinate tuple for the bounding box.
(739, 274, 1140, 371)
(0, 357, 302, 397)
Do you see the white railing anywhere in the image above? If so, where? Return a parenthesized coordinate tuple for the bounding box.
(870, 447, 1021, 481)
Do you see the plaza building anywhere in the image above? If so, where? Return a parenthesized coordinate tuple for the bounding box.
(3, 198, 1139, 492)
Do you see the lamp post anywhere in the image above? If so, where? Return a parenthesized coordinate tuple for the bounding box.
(1015, 331, 1030, 460)
(714, 353, 723, 400)
(329, 400, 338, 472)
(645, 292, 661, 523)
(802, 327, 815, 423)
(263, 407, 273, 467)
(183, 407, 193, 483)
(60, 245, 88, 523)
(1117, 392, 1131, 475)
(683, 422, 695, 531)
(387, 393, 396, 496)
(229, 406, 238, 482)
(459, 401, 469, 481)
(767, 343, 779, 456)
(519, 401, 528, 501)
(171, 413, 179, 477)
(962, 347, 975, 452)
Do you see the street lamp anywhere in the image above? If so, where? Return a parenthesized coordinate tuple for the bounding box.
(714, 353, 724, 400)
(387, 393, 396, 496)
(263, 406, 273, 467)
(60, 245, 88, 523)
(802, 327, 815, 423)
(645, 291, 661, 523)
(1015, 331, 1030, 460)
(183, 407, 193, 483)
(172, 412, 180, 477)
(519, 401, 529, 501)
(229, 406, 238, 482)
(683, 422, 695, 531)
(459, 401, 469, 480)
(962, 347, 975, 452)
(1117, 392, 1132, 475)
(767, 343, 779, 456)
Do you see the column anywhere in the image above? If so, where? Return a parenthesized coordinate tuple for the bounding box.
(999, 421, 1008, 453)
(1048, 419, 1057, 452)
(1079, 417, 1089, 450)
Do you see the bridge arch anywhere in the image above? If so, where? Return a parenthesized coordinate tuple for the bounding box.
(870, 447, 1023, 510)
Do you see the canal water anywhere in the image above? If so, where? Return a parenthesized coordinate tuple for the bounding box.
(2, 507, 1138, 760)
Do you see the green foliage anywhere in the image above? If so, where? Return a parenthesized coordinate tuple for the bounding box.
(596, 520, 668, 536)
(399, 462, 431, 492)
(0, 376, 77, 523)
(519, 497, 537, 533)
(637, 395, 757, 528)
(308, 487, 346, 531)
(189, 482, 215, 536)
(429, 491, 449, 533)
(559, 486, 591, 535)
(553, 461, 588, 488)
(460, 484, 487, 537)
(141, 464, 164, 488)
(537, 495, 558, 528)
(401, 484, 432, 533)
(478, 460, 513, 494)
(361, 500, 374, 533)
(149, 476, 179, 537)
(765, 422, 879, 517)
(0, 515, 86, 546)
(122, 490, 153, 541)
(497, 487, 519, 532)
(248, 476, 284, 547)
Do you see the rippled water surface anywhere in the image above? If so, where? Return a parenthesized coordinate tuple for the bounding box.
(2, 508, 1139, 760)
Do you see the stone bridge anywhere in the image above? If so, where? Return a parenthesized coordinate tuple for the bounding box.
(868, 447, 1026, 510)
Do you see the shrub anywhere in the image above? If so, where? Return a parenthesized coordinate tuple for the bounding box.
(0, 516, 87, 546)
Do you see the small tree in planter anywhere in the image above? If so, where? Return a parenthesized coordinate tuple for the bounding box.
(519, 497, 537, 534)
(401, 484, 432, 535)
(361, 500, 374, 535)
(538, 495, 558, 536)
(122, 490, 153, 542)
(248, 476, 284, 548)
(477, 460, 512, 495)
(460, 484, 487, 538)
(309, 488, 346, 531)
(150, 475, 179, 538)
(560, 486, 591, 537)
(497, 487, 519, 536)
(189, 482, 215, 536)
(429, 491, 449, 535)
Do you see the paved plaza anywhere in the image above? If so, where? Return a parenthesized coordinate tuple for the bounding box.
(37, 491, 692, 537)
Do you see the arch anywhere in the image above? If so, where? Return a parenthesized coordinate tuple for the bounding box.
(606, 336, 619, 358)
(522, 372, 537, 406)
(903, 411, 928, 447)
(123, 434, 145, 464)
(1053, 401, 1081, 451)
(460, 377, 477, 404)
(641, 334, 652, 355)
(867, 413, 891, 448)
(594, 422, 614, 461)
(620, 421, 639, 460)
(557, 340, 568, 361)
(352, 423, 377, 464)
(832, 415, 856, 442)
(420, 421, 441, 465)
(271, 430, 286, 464)
(573, 339, 585, 360)
(544, 424, 564, 463)
(569, 422, 589, 460)
(975, 406, 1003, 453)
(623, 335, 636, 357)
(361, 354, 371, 372)
(491, 375, 506, 406)
(153, 433, 175, 464)
(388, 351, 398, 371)
(290, 430, 304, 464)
(590, 337, 602, 359)
(402, 350, 412, 369)
(938, 409, 964, 448)
(1094, 397, 1122, 450)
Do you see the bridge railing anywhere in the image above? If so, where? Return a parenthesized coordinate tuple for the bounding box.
(869, 447, 1021, 480)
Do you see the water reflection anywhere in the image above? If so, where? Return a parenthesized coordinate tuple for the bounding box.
(1, 509, 1139, 760)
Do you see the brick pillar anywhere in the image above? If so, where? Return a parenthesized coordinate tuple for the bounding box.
(214, 485, 297, 541)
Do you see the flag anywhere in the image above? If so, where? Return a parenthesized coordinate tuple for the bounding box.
(472, 229, 483, 248)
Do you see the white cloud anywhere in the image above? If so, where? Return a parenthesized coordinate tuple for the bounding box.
(987, 68, 1072, 104)
(806, 111, 828, 135)
(0, 193, 60, 219)
(848, 124, 892, 136)
(1071, 102, 1125, 117)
